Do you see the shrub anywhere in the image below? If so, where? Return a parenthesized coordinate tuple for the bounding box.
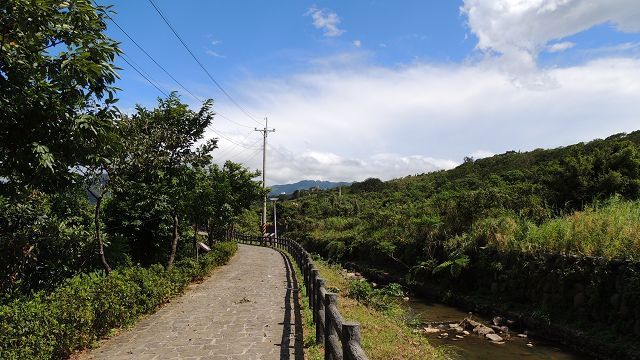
(346, 280, 405, 312)
(0, 242, 237, 359)
(346, 280, 374, 302)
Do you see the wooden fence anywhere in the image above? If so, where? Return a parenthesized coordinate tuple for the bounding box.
(234, 233, 369, 360)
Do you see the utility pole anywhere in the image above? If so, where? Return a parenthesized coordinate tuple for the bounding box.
(255, 118, 275, 244)
(270, 197, 279, 239)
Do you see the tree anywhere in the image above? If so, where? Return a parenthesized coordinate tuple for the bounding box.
(109, 93, 216, 269)
(187, 162, 263, 246)
(0, 0, 121, 192)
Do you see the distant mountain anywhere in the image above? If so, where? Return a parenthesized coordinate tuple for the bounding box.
(269, 180, 352, 196)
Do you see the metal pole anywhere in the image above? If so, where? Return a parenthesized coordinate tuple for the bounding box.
(262, 118, 267, 240)
(255, 118, 275, 243)
(273, 199, 278, 239)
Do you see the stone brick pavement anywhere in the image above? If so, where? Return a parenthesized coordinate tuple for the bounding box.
(83, 245, 304, 360)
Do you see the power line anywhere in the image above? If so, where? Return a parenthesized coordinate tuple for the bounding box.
(215, 131, 261, 160)
(120, 54, 169, 97)
(96, 0, 252, 128)
(220, 139, 262, 159)
(146, 0, 263, 125)
(207, 125, 261, 150)
(215, 112, 253, 129)
(95, 0, 256, 130)
(103, 11, 204, 103)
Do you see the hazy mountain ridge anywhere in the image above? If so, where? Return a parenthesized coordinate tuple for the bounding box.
(269, 180, 351, 196)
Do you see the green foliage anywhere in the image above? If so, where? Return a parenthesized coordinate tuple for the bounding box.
(280, 130, 640, 274)
(346, 280, 405, 312)
(190, 162, 263, 242)
(104, 93, 218, 265)
(0, 5, 260, 357)
(0, 189, 94, 293)
(432, 256, 470, 278)
(0, 242, 237, 359)
(351, 178, 385, 193)
(0, 0, 121, 191)
(474, 196, 640, 259)
(346, 280, 374, 302)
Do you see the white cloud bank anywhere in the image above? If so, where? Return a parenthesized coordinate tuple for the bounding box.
(462, 0, 640, 85)
(210, 56, 640, 185)
(306, 6, 345, 37)
(203, 1, 640, 185)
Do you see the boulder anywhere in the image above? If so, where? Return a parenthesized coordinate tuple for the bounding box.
(423, 326, 440, 334)
(486, 333, 504, 342)
(473, 325, 495, 336)
(490, 325, 503, 333)
(462, 318, 482, 330)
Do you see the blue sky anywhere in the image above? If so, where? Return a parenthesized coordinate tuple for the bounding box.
(107, 1, 474, 107)
(104, 0, 640, 184)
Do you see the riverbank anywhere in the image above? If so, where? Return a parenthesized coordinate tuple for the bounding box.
(304, 258, 449, 360)
(343, 256, 640, 360)
(407, 299, 585, 359)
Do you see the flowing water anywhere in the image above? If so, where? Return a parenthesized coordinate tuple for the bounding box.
(405, 298, 590, 359)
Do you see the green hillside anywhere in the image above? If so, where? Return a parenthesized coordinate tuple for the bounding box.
(279, 130, 640, 270)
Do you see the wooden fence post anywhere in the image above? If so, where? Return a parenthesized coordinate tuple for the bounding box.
(324, 293, 339, 360)
(310, 268, 319, 318)
(316, 278, 326, 344)
(341, 322, 365, 360)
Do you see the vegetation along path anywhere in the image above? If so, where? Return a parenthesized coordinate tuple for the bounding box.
(83, 245, 303, 360)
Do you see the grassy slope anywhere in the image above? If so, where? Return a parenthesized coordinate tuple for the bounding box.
(311, 260, 447, 360)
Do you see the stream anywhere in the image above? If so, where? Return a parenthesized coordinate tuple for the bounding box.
(405, 298, 590, 359)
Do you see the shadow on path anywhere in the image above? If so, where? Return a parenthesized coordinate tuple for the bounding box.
(276, 250, 305, 360)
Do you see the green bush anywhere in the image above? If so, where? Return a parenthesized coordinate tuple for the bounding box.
(346, 279, 374, 302)
(0, 242, 237, 359)
(346, 280, 405, 312)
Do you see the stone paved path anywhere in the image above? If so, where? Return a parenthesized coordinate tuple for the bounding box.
(83, 245, 304, 360)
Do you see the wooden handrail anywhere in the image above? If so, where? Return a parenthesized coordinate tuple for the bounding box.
(233, 232, 368, 360)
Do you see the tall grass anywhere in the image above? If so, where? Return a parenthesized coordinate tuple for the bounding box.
(474, 197, 640, 260)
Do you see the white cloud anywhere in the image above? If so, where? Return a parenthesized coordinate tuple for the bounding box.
(469, 150, 495, 159)
(582, 41, 640, 56)
(306, 6, 345, 37)
(353, 40, 362, 48)
(462, 0, 640, 84)
(547, 41, 575, 53)
(208, 56, 640, 185)
(205, 50, 225, 58)
(261, 148, 457, 183)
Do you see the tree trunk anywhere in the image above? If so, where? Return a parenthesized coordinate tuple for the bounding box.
(95, 197, 112, 273)
(167, 214, 179, 270)
(207, 218, 214, 247)
(194, 222, 198, 261)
